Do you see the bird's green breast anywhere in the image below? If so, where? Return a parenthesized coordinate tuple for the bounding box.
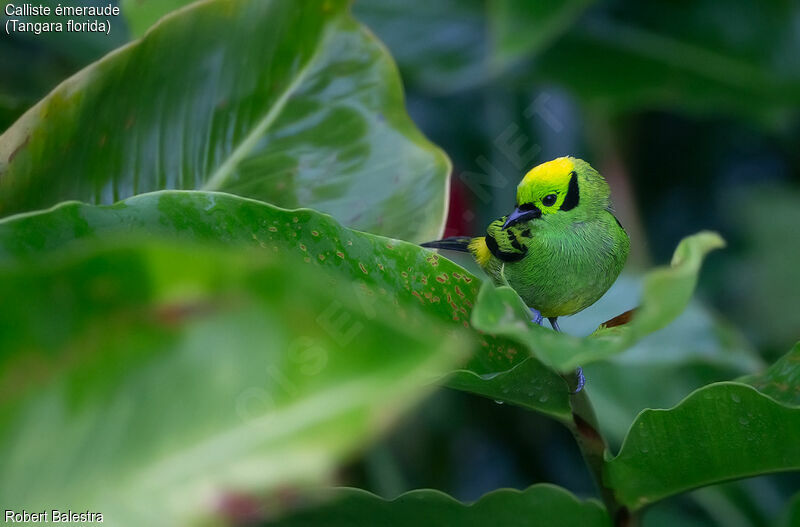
(484, 212, 629, 317)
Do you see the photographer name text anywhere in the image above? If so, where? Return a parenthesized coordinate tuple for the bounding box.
(4, 510, 103, 523)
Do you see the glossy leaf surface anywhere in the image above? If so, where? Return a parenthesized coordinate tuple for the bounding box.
(0, 239, 470, 526)
(469, 232, 725, 373)
(0, 190, 575, 421)
(269, 484, 611, 527)
(0, 0, 450, 241)
(739, 342, 800, 407)
(605, 383, 800, 510)
(120, 0, 200, 37)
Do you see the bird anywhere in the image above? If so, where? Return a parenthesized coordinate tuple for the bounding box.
(422, 156, 630, 391)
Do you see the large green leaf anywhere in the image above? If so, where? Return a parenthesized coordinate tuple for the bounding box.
(469, 232, 725, 373)
(120, 0, 200, 37)
(739, 343, 800, 407)
(445, 357, 572, 423)
(0, 191, 476, 340)
(0, 190, 573, 419)
(572, 276, 762, 445)
(122, 0, 596, 83)
(267, 484, 611, 526)
(0, 240, 469, 526)
(0, 191, 512, 367)
(0, 0, 449, 241)
(605, 382, 800, 511)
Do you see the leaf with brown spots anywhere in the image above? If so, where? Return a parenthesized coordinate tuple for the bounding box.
(0, 191, 528, 378)
(0, 190, 573, 420)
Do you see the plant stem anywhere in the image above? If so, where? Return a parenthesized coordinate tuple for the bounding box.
(563, 372, 636, 527)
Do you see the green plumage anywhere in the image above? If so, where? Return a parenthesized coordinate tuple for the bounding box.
(426, 156, 630, 320)
(484, 208, 628, 317)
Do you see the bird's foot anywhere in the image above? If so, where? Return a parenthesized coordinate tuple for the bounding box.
(529, 307, 543, 326)
(571, 366, 585, 394)
(548, 317, 561, 332)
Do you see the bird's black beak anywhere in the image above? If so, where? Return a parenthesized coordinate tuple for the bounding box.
(502, 205, 541, 229)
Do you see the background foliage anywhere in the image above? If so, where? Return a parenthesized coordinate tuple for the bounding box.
(1, 0, 798, 526)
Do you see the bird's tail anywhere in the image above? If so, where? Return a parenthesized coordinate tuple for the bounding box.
(420, 236, 473, 253)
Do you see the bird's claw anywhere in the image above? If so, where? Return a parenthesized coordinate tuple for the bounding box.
(529, 307, 543, 326)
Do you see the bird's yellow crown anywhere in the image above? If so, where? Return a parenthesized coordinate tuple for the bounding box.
(516, 157, 576, 211)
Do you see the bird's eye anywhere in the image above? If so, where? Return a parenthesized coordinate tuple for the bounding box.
(542, 194, 557, 207)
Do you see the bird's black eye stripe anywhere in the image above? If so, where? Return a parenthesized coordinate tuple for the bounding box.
(518, 202, 538, 211)
(542, 194, 557, 207)
(560, 171, 579, 211)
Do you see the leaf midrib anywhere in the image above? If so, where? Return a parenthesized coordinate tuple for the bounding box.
(202, 20, 333, 192)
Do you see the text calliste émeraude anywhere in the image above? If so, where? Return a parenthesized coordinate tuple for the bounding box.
(5, 3, 120, 17)
(4, 3, 120, 35)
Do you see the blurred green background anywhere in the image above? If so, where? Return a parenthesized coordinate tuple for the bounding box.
(2, 0, 798, 525)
